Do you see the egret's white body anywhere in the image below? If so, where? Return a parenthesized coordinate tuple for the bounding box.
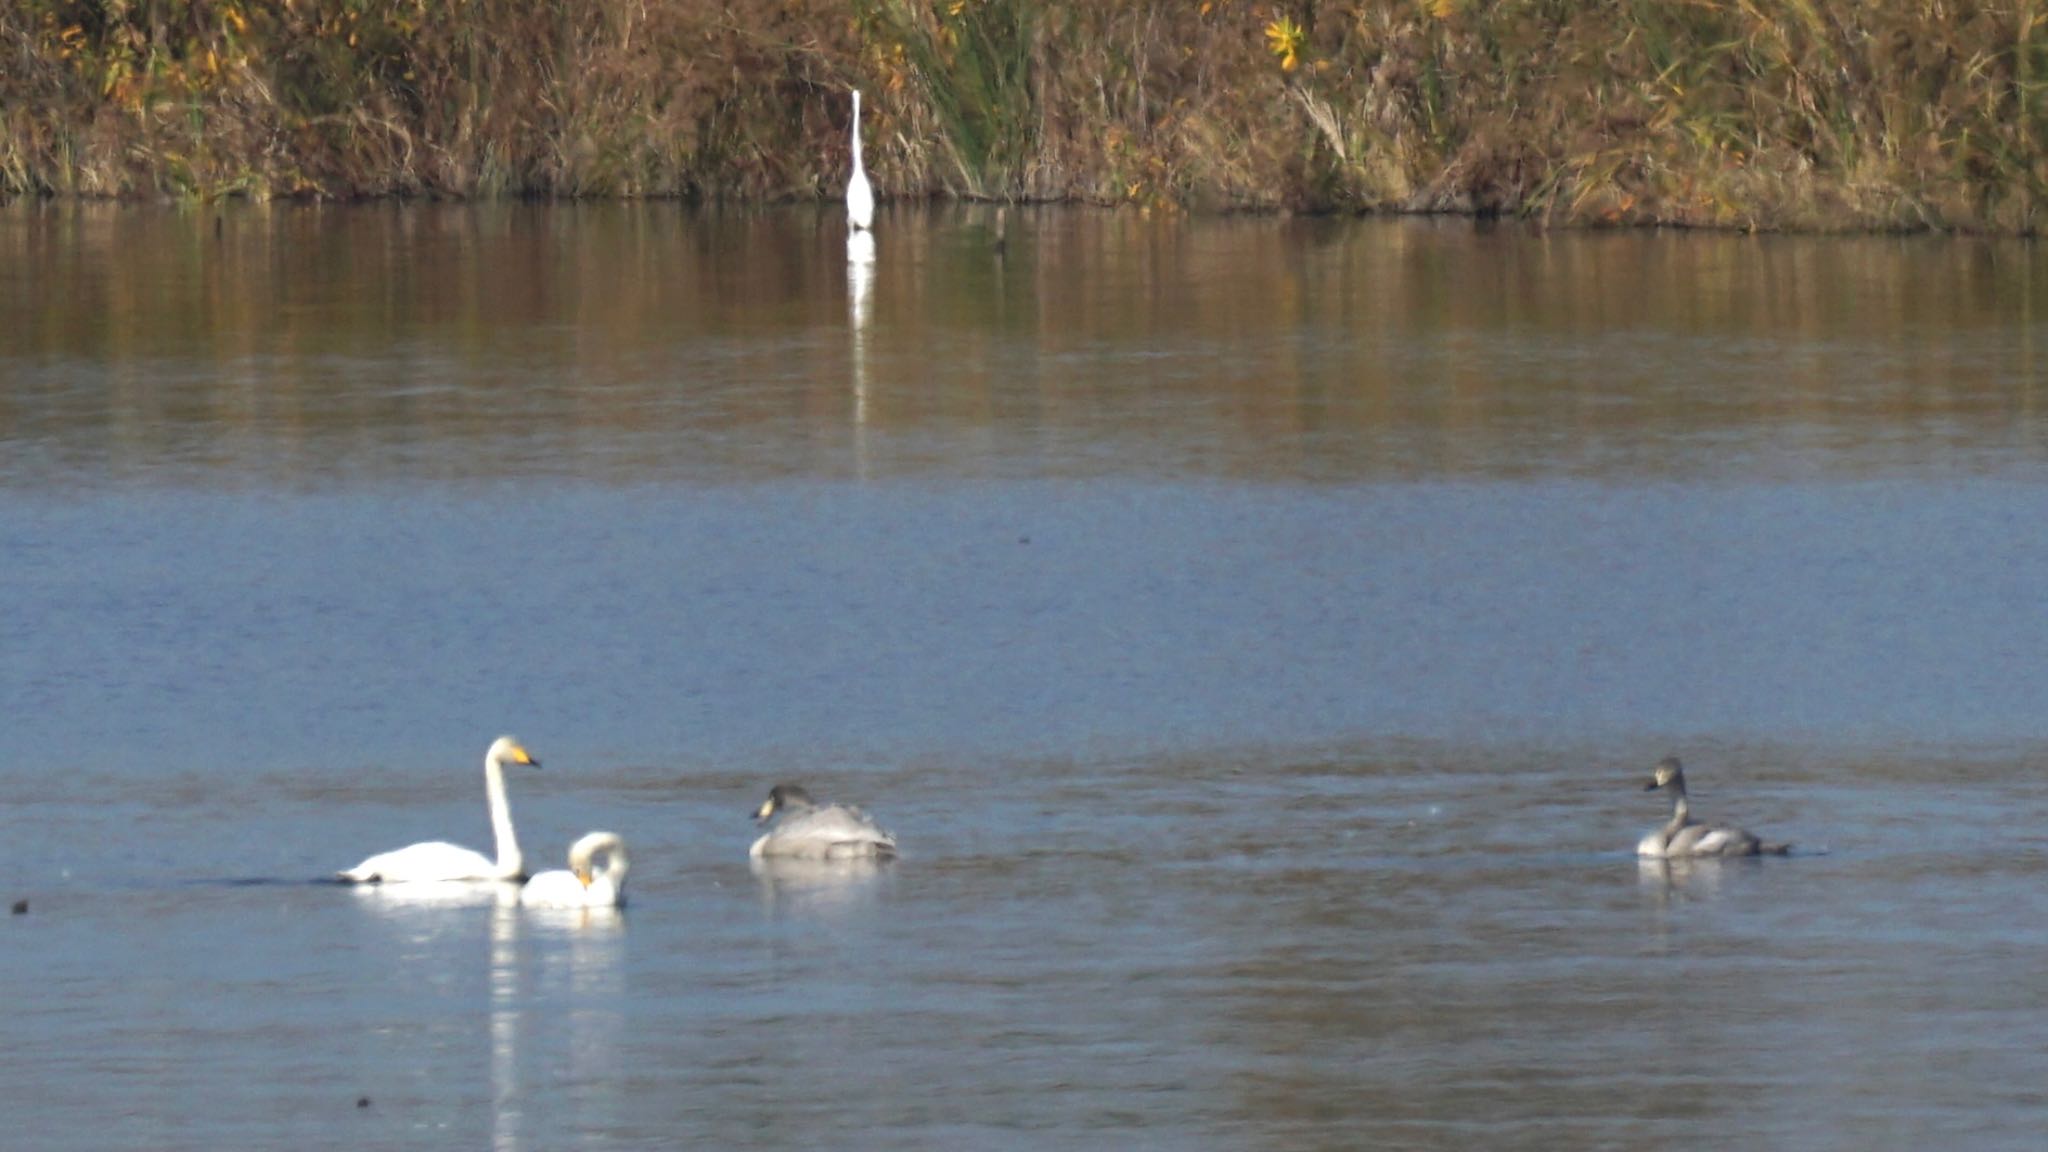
(847, 89, 874, 231)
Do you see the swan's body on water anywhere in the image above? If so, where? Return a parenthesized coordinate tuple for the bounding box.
(1636, 756, 1789, 858)
(847, 89, 874, 231)
(339, 736, 539, 882)
(522, 831, 628, 909)
(751, 784, 897, 860)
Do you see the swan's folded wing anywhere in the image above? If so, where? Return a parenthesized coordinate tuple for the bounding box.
(341, 840, 498, 883)
(520, 869, 587, 907)
(1666, 823, 1761, 857)
(760, 804, 898, 858)
(1691, 825, 1761, 856)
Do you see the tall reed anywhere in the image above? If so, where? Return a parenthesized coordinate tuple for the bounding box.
(3, 1, 2044, 231)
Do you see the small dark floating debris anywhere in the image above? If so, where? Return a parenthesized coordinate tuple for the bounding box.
(10, 899, 25, 915)
(357, 1096, 371, 1109)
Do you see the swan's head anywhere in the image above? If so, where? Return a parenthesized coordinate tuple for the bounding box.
(1644, 756, 1685, 792)
(487, 736, 541, 770)
(754, 784, 817, 823)
(568, 831, 626, 886)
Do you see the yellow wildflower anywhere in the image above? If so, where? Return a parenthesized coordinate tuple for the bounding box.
(1264, 14, 1303, 73)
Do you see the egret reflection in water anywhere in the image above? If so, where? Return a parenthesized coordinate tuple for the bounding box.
(849, 227, 876, 470)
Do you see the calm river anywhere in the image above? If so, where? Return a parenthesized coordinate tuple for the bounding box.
(3, 203, 2047, 1149)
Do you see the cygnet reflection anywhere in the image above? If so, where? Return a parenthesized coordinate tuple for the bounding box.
(750, 853, 892, 918)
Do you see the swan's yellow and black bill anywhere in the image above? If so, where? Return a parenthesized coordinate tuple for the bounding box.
(753, 797, 776, 821)
(510, 745, 539, 768)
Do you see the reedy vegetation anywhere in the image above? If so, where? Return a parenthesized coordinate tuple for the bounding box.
(3, 0, 2045, 230)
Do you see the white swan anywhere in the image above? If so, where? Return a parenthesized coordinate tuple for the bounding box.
(751, 783, 897, 860)
(1637, 756, 1790, 858)
(340, 736, 539, 882)
(521, 831, 628, 909)
(847, 89, 874, 231)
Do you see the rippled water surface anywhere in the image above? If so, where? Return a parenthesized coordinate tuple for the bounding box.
(4, 204, 2048, 1149)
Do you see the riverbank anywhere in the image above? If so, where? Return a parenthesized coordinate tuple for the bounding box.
(4, 1, 2044, 232)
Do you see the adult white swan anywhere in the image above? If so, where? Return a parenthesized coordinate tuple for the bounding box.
(847, 89, 874, 231)
(521, 831, 629, 908)
(751, 783, 897, 860)
(340, 736, 540, 882)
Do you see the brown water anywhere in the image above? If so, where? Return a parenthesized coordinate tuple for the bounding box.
(3, 203, 2047, 1150)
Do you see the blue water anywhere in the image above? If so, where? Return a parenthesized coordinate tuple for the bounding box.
(3, 204, 2048, 1149)
(7, 477, 2047, 779)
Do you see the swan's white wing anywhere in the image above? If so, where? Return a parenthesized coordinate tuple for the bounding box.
(1689, 825, 1760, 855)
(1689, 828, 1733, 854)
(520, 869, 589, 908)
(521, 869, 624, 908)
(583, 875, 624, 907)
(1666, 822, 1760, 857)
(754, 804, 897, 859)
(341, 840, 499, 883)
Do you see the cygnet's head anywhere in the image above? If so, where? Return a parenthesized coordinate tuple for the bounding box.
(754, 784, 817, 823)
(488, 736, 541, 770)
(1643, 756, 1685, 792)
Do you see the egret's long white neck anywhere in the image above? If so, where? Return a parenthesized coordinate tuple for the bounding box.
(852, 90, 865, 171)
(485, 753, 522, 878)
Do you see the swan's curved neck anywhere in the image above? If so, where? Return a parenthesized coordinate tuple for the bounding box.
(573, 835, 628, 887)
(484, 754, 522, 878)
(598, 847, 628, 886)
(851, 91, 864, 170)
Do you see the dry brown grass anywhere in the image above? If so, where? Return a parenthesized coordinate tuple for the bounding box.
(3, 1, 2045, 231)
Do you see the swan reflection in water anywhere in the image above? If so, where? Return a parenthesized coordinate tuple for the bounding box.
(349, 876, 623, 1152)
(750, 854, 893, 919)
(1636, 855, 1731, 902)
(490, 899, 521, 1152)
(347, 876, 521, 909)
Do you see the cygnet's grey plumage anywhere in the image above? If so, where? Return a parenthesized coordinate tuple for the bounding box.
(750, 784, 897, 860)
(1637, 756, 1790, 858)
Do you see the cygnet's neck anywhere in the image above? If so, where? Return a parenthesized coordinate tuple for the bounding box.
(1662, 788, 1691, 837)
